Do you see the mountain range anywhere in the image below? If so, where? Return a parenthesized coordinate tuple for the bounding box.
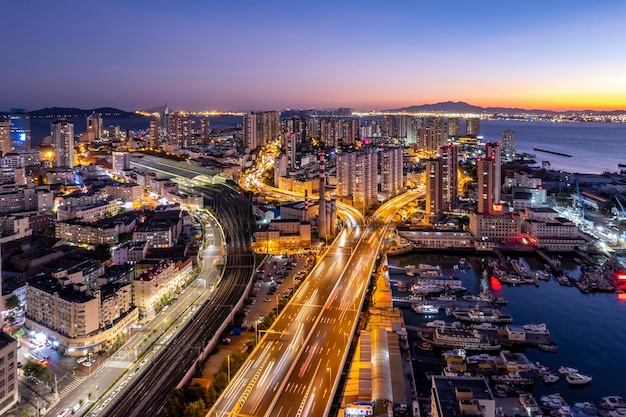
(386, 101, 626, 115)
(0, 107, 145, 119)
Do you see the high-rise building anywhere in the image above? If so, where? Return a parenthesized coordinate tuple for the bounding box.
(168, 112, 194, 148)
(0, 121, 11, 156)
(200, 117, 210, 144)
(379, 146, 404, 198)
(419, 117, 448, 153)
(336, 149, 378, 209)
(149, 118, 160, 149)
(161, 103, 170, 132)
(425, 158, 442, 219)
(112, 151, 131, 175)
(243, 111, 279, 151)
(51, 118, 74, 168)
(466, 118, 480, 136)
(501, 130, 515, 160)
(477, 157, 495, 214)
(485, 141, 501, 203)
(342, 119, 359, 146)
(86, 112, 103, 141)
(405, 116, 421, 146)
(447, 118, 461, 138)
(440, 144, 459, 210)
(9, 108, 31, 151)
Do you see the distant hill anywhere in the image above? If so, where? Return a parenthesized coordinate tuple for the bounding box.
(0, 107, 146, 119)
(387, 101, 626, 116)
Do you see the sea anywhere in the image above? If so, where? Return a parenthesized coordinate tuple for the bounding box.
(28, 117, 626, 175)
(388, 253, 626, 405)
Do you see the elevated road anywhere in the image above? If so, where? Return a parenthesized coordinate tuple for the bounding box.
(211, 151, 421, 416)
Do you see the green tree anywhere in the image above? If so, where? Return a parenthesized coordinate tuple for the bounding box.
(93, 244, 112, 261)
(22, 360, 50, 380)
(182, 400, 207, 417)
(118, 232, 133, 243)
(5, 295, 20, 310)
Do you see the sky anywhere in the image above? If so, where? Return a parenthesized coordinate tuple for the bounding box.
(2, 1, 626, 112)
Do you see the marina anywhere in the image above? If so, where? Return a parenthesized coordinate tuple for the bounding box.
(388, 251, 626, 408)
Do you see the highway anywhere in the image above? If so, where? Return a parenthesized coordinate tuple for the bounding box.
(211, 152, 421, 416)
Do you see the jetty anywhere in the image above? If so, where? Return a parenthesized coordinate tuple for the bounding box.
(533, 146, 572, 157)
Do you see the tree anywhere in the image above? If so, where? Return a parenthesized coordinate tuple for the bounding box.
(22, 360, 50, 381)
(93, 244, 112, 261)
(118, 232, 133, 243)
(5, 295, 20, 310)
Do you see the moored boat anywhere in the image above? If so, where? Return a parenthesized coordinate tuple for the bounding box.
(565, 372, 592, 385)
(412, 304, 440, 315)
(602, 396, 626, 409)
(558, 366, 578, 375)
(543, 373, 559, 384)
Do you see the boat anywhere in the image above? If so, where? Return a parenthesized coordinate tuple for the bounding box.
(541, 394, 567, 409)
(543, 374, 560, 384)
(451, 306, 513, 324)
(607, 409, 626, 417)
(602, 396, 626, 409)
(573, 402, 598, 415)
(558, 366, 578, 375)
(418, 327, 501, 351)
(406, 263, 441, 276)
(443, 349, 467, 363)
(519, 393, 540, 414)
(492, 372, 535, 385)
(433, 294, 457, 301)
(425, 320, 447, 328)
(565, 372, 592, 385)
(412, 304, 440, 314)
(462, 290, 507, 305)
(619, 163, 626, 168)
(538, 343, 558, 353)
(523, 323, 549, 333)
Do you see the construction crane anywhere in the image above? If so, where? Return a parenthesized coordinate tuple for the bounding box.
(610, 192, 626, 220)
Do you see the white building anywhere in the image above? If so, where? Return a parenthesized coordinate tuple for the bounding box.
(0, 333, 18, 415)
(51, 118, 74, 168)
(336, 149, 379, 208)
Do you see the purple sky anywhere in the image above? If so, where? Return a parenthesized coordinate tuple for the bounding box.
(3, 1, 626, 111)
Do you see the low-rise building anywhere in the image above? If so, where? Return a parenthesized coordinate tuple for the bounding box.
(397, 228, 473, 249)
(25, 275, 138, 354)
(132, 259, 189, 316)
(468, 212, 522, 240)
(56, 200, 118, 222)
(55, 212, 137, 246)
(113, 241, 149, 265)
(430, 376, 495, 417)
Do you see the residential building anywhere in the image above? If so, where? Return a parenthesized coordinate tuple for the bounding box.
(26, 275, 137, 354)
(55, 212, 137, 246)
(501, 130, 515, 160)
(425, 158, 442, 219)
(465, 117, 480, 136)
(485, 141, 501, 203)
(243, 111, 279, 151)
(469, 212, 521, 240)
(51, 118, 74, 168)
(0, 332, 18, 414)
(0, 121, 11, 156)
(132, 258, 191, 316)
(379, 146, 403, 199)
(86, 112, 103, 142)
(336, 149, 379, 208)
(440, 145, 458, 210)
(112, 151, 131, 175)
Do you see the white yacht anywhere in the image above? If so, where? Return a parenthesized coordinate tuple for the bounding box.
(543, 374, 559, 384)
(412, 304, 440, 315)
(565, 372, 592, 385)
(558, 366, 578, 375)
(602, 396, 626, 409)
(523, 323, 550, 334)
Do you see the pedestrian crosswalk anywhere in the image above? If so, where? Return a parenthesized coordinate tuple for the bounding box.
(59, 376, 86, 399)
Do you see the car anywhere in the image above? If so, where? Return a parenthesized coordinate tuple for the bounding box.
(221, 338, 232, 345)
(17, 361, 23, 368)
(82, 361, 93, 367)
(264, 297, 271, 302)
(250, 299, 256, 304)
(77, 356, 88, 363)
(57, 408, 72, 417)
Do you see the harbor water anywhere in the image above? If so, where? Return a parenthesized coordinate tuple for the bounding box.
(389, 252, 626, 405)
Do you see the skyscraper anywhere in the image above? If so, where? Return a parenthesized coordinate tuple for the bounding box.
(440, 144, 459, 210)
(419, 117, 448, 153)
(243, 111, 279, 151)
(425, 158, 442, 219)
(86, 112, 103, 141)
(466, 118, 480, 136)
(51, 118, 74, 168)
(149, 118, 160, 149)
(379, 146, 404, 198)
(336, 149, 378, 209)
(477, 158, 495, 214)
(200, 117, 210, 144)
(447, 117, 461, 138)
(485, 141, 501, 203)
(9, 108, 31, 151)
(0, 121, 11, 156)
(501, 130, 515, 160)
